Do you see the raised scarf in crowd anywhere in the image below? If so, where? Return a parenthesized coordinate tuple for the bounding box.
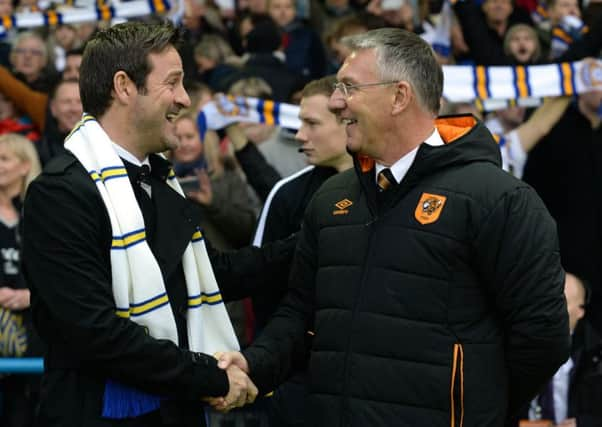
(197, 60, 602, 134)
(64, 115, 239, 419)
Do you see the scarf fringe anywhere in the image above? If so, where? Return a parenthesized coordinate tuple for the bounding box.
(102, 380, 161, 418)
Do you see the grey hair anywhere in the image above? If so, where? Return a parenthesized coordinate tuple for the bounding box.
(12, 31, 48, 61)
(341, 27, 443, 115)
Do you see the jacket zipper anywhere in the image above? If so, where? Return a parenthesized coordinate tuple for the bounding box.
(339, 217, 378, 427)
(451, 343, 464, 427)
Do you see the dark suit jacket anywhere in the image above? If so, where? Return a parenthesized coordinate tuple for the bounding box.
(22, 152, 229, 427)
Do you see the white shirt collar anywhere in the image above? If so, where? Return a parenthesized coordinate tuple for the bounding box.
(111, 142, 151, 169)
(375, 127, 444, 184)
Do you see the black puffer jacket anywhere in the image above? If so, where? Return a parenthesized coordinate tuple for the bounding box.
(244, 116, 569, 427)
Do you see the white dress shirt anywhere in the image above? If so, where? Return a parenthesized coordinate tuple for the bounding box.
(374, 128, 445, 184)
(375, 128, 445, 184)
(112, 142, 152, 196)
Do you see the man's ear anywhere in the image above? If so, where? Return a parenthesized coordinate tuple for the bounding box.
(112, 70, 135, 105)
(391, 81, 411, 115)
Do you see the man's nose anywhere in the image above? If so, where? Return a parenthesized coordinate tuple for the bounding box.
(328, 90, 346, 114)
(177, 85, 192, 109)
(295, 127, 306, 142)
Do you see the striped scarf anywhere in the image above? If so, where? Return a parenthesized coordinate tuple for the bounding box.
(64, 115, 239, 419)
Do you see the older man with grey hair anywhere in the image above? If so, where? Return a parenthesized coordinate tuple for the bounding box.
(215, 28, 569, 426)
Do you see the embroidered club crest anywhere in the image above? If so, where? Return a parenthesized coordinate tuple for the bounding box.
(415, 193, 447, 225)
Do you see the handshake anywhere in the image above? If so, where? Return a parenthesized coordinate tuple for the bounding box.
(205, 351, 258, 413)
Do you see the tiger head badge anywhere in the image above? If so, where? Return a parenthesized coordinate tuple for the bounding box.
(415, 193, 447, 225)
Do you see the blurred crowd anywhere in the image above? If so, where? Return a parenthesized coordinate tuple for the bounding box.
(0, 0, 601, 425)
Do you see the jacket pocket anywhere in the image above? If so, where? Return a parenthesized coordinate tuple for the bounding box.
(450, 343, 464, 427)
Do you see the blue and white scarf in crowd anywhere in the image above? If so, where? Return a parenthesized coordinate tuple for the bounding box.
(550, 15, 588, 59)
(196, 60, 602, 131)
(197, 94, 301, 140)
(442, 58, 602, 103)
(64, 115, 239, 419)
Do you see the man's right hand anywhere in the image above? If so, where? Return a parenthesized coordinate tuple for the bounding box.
(222, 364, 257, 411)
(205, 352, 256, 412)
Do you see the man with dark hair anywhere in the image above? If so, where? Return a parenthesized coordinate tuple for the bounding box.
(215, 28, 569, 425)
(22, 21, 257, 427)
(62, 46, 84, 80)
(252, 75, 351, 329)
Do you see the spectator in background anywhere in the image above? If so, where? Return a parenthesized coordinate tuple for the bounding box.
(0, 0, 13, 16)
(74, 21, 98, 46)
(173, 110, 256, 251)
(453, 0, 534, 65)
(310, 0, 357, 36)
(503, 23, 542, 63)
(268, 0, 327, 79)
(251, 75, 352, 426)
(0, 47, 83, 139)
(51, 24, 80, 74)
(222, 14, 305, 102)
(62, 47, 84, 80)
(179, 0, 228, 79)
(10, 31, 58, 91)
(0, 133, 42, 427)
(365, 0, 435, 39)
(37, 79, 82, 165)
(522, 83, 602, 334)
(193, 34, 238, 91)
(324, 15, 369, 72)
(536, 0, 585, 59)
(545, 0, 581, 27)
(172, 110, 257, 361)
(251, 74, 351, 331)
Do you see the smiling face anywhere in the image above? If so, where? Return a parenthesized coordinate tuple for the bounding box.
(173, 116, 204, 163)
(131, 46, 191, 154)
(296, 94, 349, 170)
(50, 81, 83, 133)
(328, 49, 395, 159)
